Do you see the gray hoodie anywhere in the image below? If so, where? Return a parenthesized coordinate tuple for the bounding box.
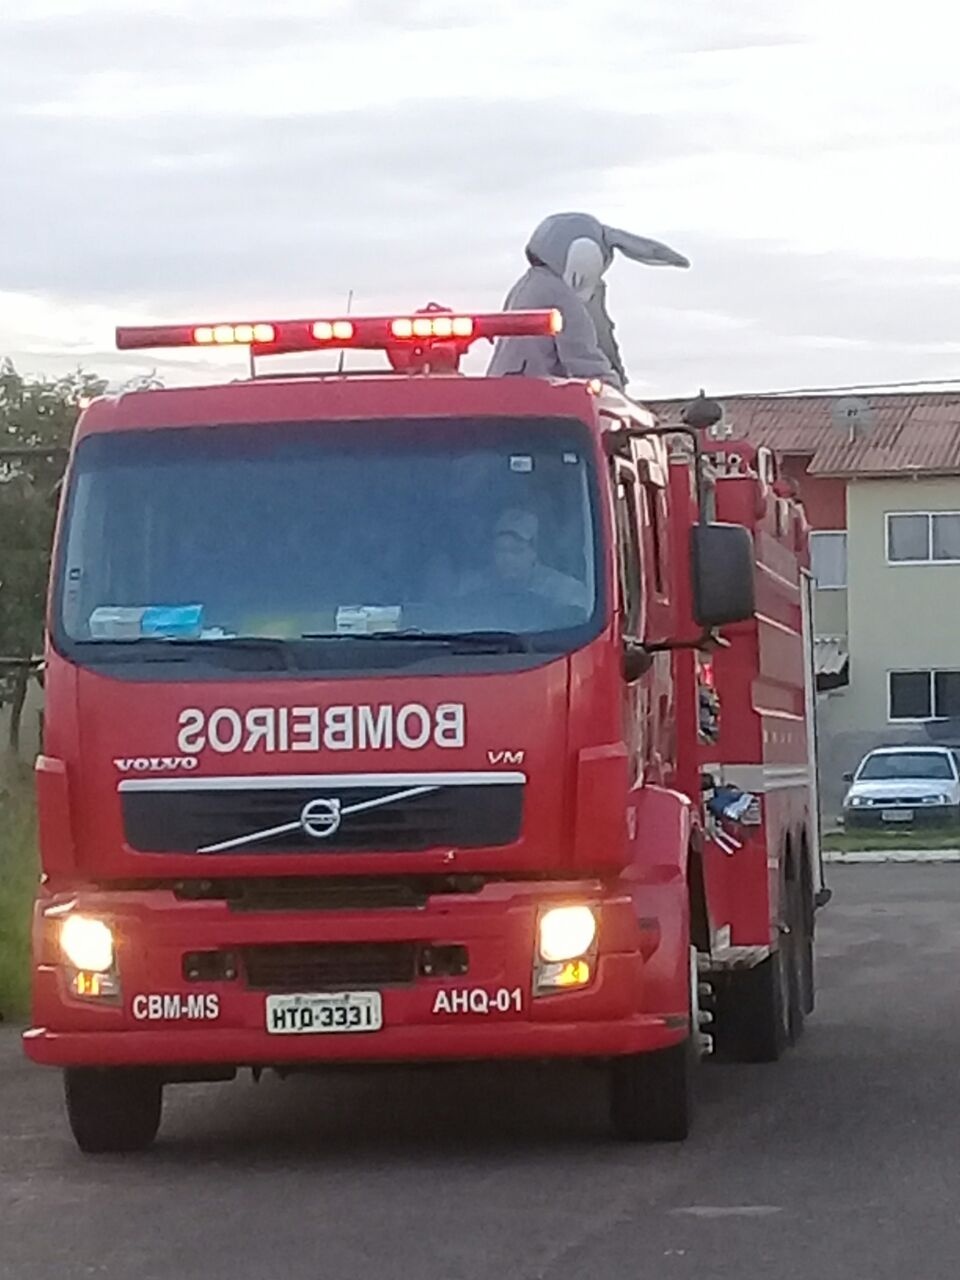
(486, 212, 688, 389)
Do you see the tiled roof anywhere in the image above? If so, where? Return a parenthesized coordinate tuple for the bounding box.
(648, 392, 960, 477)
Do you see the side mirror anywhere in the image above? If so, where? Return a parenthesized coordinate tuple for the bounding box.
(623, 637, 654, 683)
(690, 523, 755, 628)
(843, 771, 854, 783)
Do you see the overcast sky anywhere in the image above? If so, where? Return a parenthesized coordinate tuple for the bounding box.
(3, 0, 960, 398)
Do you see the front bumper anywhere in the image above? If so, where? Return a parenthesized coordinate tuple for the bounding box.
(23, 1015, 682, 1068)
(24, 879, 688, 1069)
(843, 804, 960, 829)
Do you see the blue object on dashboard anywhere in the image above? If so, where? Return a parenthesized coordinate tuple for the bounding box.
(140, 605, 204, 638)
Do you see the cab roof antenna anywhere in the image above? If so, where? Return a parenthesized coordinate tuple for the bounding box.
(337, 291, 354, 375)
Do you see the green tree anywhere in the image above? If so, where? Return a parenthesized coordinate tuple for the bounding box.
(0, 362, 106, 751)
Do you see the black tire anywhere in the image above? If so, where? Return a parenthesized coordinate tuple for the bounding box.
(721, 957, 788, 1064)
(610, 1037, 694, 1142)
(785, 875, 806, 1043)
(713, 951, 789, 1063)
(713, 855, 816, 1062)
(64, 1068, 163, 1154)
(799, 870, 816, 1017)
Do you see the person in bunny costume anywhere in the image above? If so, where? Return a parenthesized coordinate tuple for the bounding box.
(487, 212, 689, 390)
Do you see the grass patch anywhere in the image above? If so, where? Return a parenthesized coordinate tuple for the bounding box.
(824, 826, 960, 853)
(0, 765, 37, 1023)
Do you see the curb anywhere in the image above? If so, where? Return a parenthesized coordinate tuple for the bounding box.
(823, 849, 960, 864)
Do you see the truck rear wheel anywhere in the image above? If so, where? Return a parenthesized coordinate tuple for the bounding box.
(716, 844, 819, 1064)
(785, 874, 806, 1043)
(713, 871, 807, 1062)
(64, 1068, 163, 1154)
(799, 866, 816, 1017)
(716, 951, 790, 1063)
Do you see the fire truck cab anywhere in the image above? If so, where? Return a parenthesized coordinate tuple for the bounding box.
(24, 307, 821, 1152)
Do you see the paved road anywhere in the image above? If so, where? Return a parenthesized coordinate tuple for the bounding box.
(4, 866, 960, 1280)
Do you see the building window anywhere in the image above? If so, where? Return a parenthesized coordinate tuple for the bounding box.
(932, 513, 960, 561)
(935, 670, 960, 718)
(887, 512, 960, 564)
(889, 669, 960, 721)
(809, 530, 847, 589)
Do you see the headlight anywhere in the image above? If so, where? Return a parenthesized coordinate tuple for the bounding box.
(538, 905, 597, 963)
(60, 916, 115, 973)
(846, 796, 868, 808)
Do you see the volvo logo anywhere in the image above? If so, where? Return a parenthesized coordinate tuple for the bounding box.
(196, 781, 442, 853)
(299, 797, 343, 840)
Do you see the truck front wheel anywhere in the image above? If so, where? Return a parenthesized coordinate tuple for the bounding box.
(64, 1068, 163, 1154)
(609, 945, 698, 1142)
(609, 1038, 693, 1142)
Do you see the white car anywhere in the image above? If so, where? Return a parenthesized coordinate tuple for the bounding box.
(842, 746, 960, 828)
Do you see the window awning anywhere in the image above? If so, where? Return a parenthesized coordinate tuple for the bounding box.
(814, 636, 849, 690)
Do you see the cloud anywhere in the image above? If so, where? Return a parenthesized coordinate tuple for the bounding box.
(616, 240, 960, 397)
(3, 0, 960, 397)
(0, 98, 717, 305)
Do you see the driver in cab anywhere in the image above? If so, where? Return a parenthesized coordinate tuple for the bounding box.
(461, 508, 589, 614)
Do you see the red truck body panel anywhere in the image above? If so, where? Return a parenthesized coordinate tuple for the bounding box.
(696, 443, 815, 958)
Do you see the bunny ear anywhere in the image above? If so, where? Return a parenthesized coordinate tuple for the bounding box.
(604, 226, 690, 268)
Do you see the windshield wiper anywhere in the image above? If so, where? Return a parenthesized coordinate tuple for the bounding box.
(300, 629, 532, 653)
(74, 636, 296, 669)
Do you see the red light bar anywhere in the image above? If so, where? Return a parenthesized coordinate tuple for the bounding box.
(115, 308, 562, 355)
(391, 315, 475, 340)
(115, 322, 278, 350)
(312, 320, 356, 342)
(194, 322, 276, 345)
(473, 309, 563, 340)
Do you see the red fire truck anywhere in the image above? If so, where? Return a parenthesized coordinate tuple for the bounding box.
(23, 307, 823, 1152)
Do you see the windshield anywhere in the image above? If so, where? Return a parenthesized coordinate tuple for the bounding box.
(857, 752, 955, 781)
(56, 417, 602, 664)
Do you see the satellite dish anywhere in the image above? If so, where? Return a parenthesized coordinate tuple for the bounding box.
(831, 396, 874, 441)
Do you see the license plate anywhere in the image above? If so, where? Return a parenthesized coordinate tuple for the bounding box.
(265, 991, 382, 1035)
(881, 809, 914, 823)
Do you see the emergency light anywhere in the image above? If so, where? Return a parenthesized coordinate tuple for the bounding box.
(116, 308, 562, 356)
